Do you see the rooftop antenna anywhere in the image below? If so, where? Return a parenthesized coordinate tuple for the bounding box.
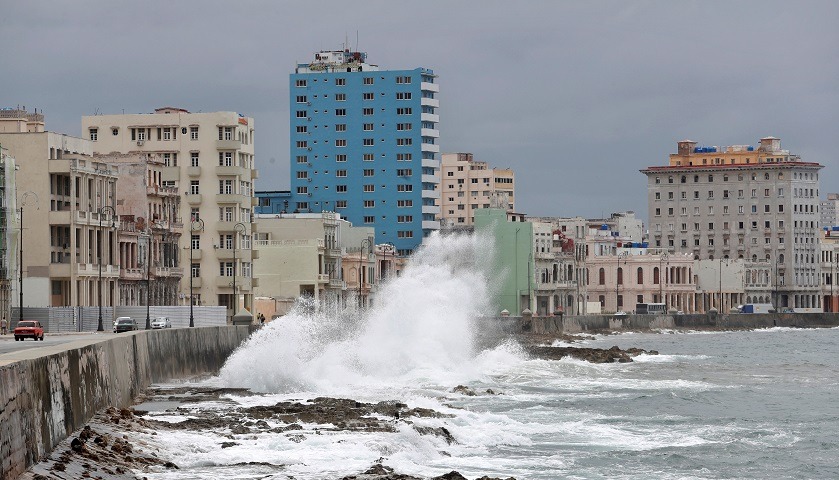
(356, 30, 359, 52)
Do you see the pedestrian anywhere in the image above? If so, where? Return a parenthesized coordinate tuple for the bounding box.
(1, 316, 6, 335)
(259, 313, 265, 325)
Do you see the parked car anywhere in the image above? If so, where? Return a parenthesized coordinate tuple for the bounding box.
(114, 317, 138, 333)
(14, 320, 44, 341)
(151, 316, 171, 329)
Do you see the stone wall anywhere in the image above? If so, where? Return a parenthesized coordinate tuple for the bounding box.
(0, 326, 252, 480)
(515, 313, 839, 334)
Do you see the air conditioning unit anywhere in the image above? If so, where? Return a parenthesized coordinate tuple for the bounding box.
(307, 147, 312, 151)
(307, 117, 312, 121)
(306, 102, 312, 106)
(307, 178, 312, 182)
(137, 140, 145, 146)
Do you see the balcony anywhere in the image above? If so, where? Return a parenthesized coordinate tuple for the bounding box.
(153, 266, 183, 277)
(421, 174, 437, 184)
(216, 165, 248, 177)
(421, 142, 440, 153)
(317, 273, 329, 283)
(422, 205, 440, 215)
(535, 251, 554, 260)
(216, 193, 245, 205)
(421, 112, 439, 123)
(215, 276, 251, 290)
(190, 277, 202, 289)
(420, 82, 440, 93)
(147, 185, 179, 197)
(251, 169, 259, 180)
(421, 158, 439, 169)
(422, 220, 440, 230)
(161, 166, 180, 182)
(251, 249, 259, 259)
(420, 97, 440, 108)
(189, 249, 202, 261)
(74, 263, 119, 277)
(421, 128, 439, 138)
(186, 194, 202, 205)
(187, 166, 201, 177)
(120, 267, 144, 280)
(216, 139, 242, 150)
(422, 189, 441, 200)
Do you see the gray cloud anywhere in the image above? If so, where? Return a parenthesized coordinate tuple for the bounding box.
(2, 1, 836, 224)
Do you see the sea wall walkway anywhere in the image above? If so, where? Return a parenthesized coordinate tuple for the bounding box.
(505, 312, 839, 334)
(0, 327, 252, 480)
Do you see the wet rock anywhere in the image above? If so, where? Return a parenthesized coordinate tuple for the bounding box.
(526, 345, 657, 363)
(432, 472, 468, 480)
(414, 425, 456, 444)
(451, 385, 477, 396)
(220, 441, 239, 448)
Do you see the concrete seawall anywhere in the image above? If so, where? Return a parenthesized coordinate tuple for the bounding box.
(513, 313, 839, 334)
(0, 326, 252, 480)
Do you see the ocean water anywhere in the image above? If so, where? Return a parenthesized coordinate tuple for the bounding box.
(138, 234, 839, 479)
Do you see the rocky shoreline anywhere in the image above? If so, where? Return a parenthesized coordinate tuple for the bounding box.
(21, 339, 654, 479)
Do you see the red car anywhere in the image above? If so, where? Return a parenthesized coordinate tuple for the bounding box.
(14, 320, 44, 341)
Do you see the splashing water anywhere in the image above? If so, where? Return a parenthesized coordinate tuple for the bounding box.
(219, 232, 508, 394)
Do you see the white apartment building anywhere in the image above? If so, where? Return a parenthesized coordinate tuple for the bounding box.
(642, 137, 824, 310)
(821, 193, 839, 228)
(82, 108, 256, 319)
(440, 153, 515, 229)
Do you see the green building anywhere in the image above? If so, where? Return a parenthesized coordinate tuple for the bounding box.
(474, 208, 534, 315)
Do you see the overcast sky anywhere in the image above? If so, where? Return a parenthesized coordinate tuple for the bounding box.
(2, 1, 837, 224)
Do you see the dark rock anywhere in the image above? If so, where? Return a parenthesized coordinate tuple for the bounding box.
(70, 437, 84, 452)
(414, 425, 457, 445)
(451, 385, 477, 396)
(526, 345, 658, 363)
(220, 441, 239, 448)
(432, 472, 468, 480)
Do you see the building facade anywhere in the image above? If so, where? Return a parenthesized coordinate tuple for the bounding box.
(0, 146, 18, 323)
(255, 190, 292, 215)
(642, 137, 823, 309)
(82, 108, 256, 318)
(439, 152, 515, 229)
(97, 153, 183, 306)
(821, 193, 839, 228)
(289, 50, 440, 256)
(0, 131, 119, 308)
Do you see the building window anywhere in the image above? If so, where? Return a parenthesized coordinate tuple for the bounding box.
(363, 138, 374, 146)
(220, 262, 234, 277)
(296, 140, 307, 149)
(396, 76, 412, 84)
(364, 200, 375, 208)
(296, 186, 308, 194)
(335, 139, 347, 147)
(296, 126, 308, 133)
(190, 181, 200, 195)
(336, 200, 347, 208)
(336, 185, 347, 193)
(397, 199, 413, 207)
(335, 93, 346, 101)
(336, 170, 347, 177)
(296, 171, 308, 179)
(363, 123, 374, 131)
(396, 92, 412, 100)
(363, 184, 375, 192)
(397, 216, 412, 223)
(219, 152, 233, 166)
(295, 79, 307, 87)
(397, 123, 413, 131)
(397, 230, 414, 238)
(396, 169, 412, 176)
(363, 169, 374, 177)
(397, 184, 413, 192)
(219, 179, 233, 195)
(335, 109, 346, 116)
(335, 78, 346, 86)
(363, 77, 374, 85)
(296, 110, 307, 118)
(364, 216, 375, 224)
(397, 107, 412, 115)
(363, 153, 374, 161)
(397, 138, 413, 146)
(335, 124, 347, 132)
(363, 108, 374, 116)
(363, 92, 374, 100)
(89, 128, 98, 141)
(191, 263, 200, 278)
(296, 155, 308, 164)
(397, 153, 412, 161)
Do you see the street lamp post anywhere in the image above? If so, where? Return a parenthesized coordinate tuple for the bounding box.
(615, 251, 628, 313)
(97, 205, 116, 332)
(232, 222, 246, 314)
(359, 238, 372, 308)
(189, 218, 204, 327)
(145, 226, 152, 330)
(18, 191, 38, 325)
(659, 252, 669, 307)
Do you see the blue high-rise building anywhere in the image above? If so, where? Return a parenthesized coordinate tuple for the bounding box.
(289, 50, 440, 255)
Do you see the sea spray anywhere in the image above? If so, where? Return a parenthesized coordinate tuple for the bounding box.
(219, 232, 503, 393)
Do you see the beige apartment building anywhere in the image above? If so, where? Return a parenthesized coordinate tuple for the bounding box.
(0, 146, 18, 322)
(440, 153, 515, 229)
(642, 137, 824, 310)
(0, 130, 119, 308)
(82, 108, 257, 318)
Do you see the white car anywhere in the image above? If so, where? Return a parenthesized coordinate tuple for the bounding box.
(151, 316, 171, 329)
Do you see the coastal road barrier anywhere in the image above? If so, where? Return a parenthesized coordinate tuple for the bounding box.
(0, 326, 254, 480)
(502, 312, 839, 335)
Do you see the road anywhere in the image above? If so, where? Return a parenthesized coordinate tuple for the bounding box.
(0, 333, 117, 356)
